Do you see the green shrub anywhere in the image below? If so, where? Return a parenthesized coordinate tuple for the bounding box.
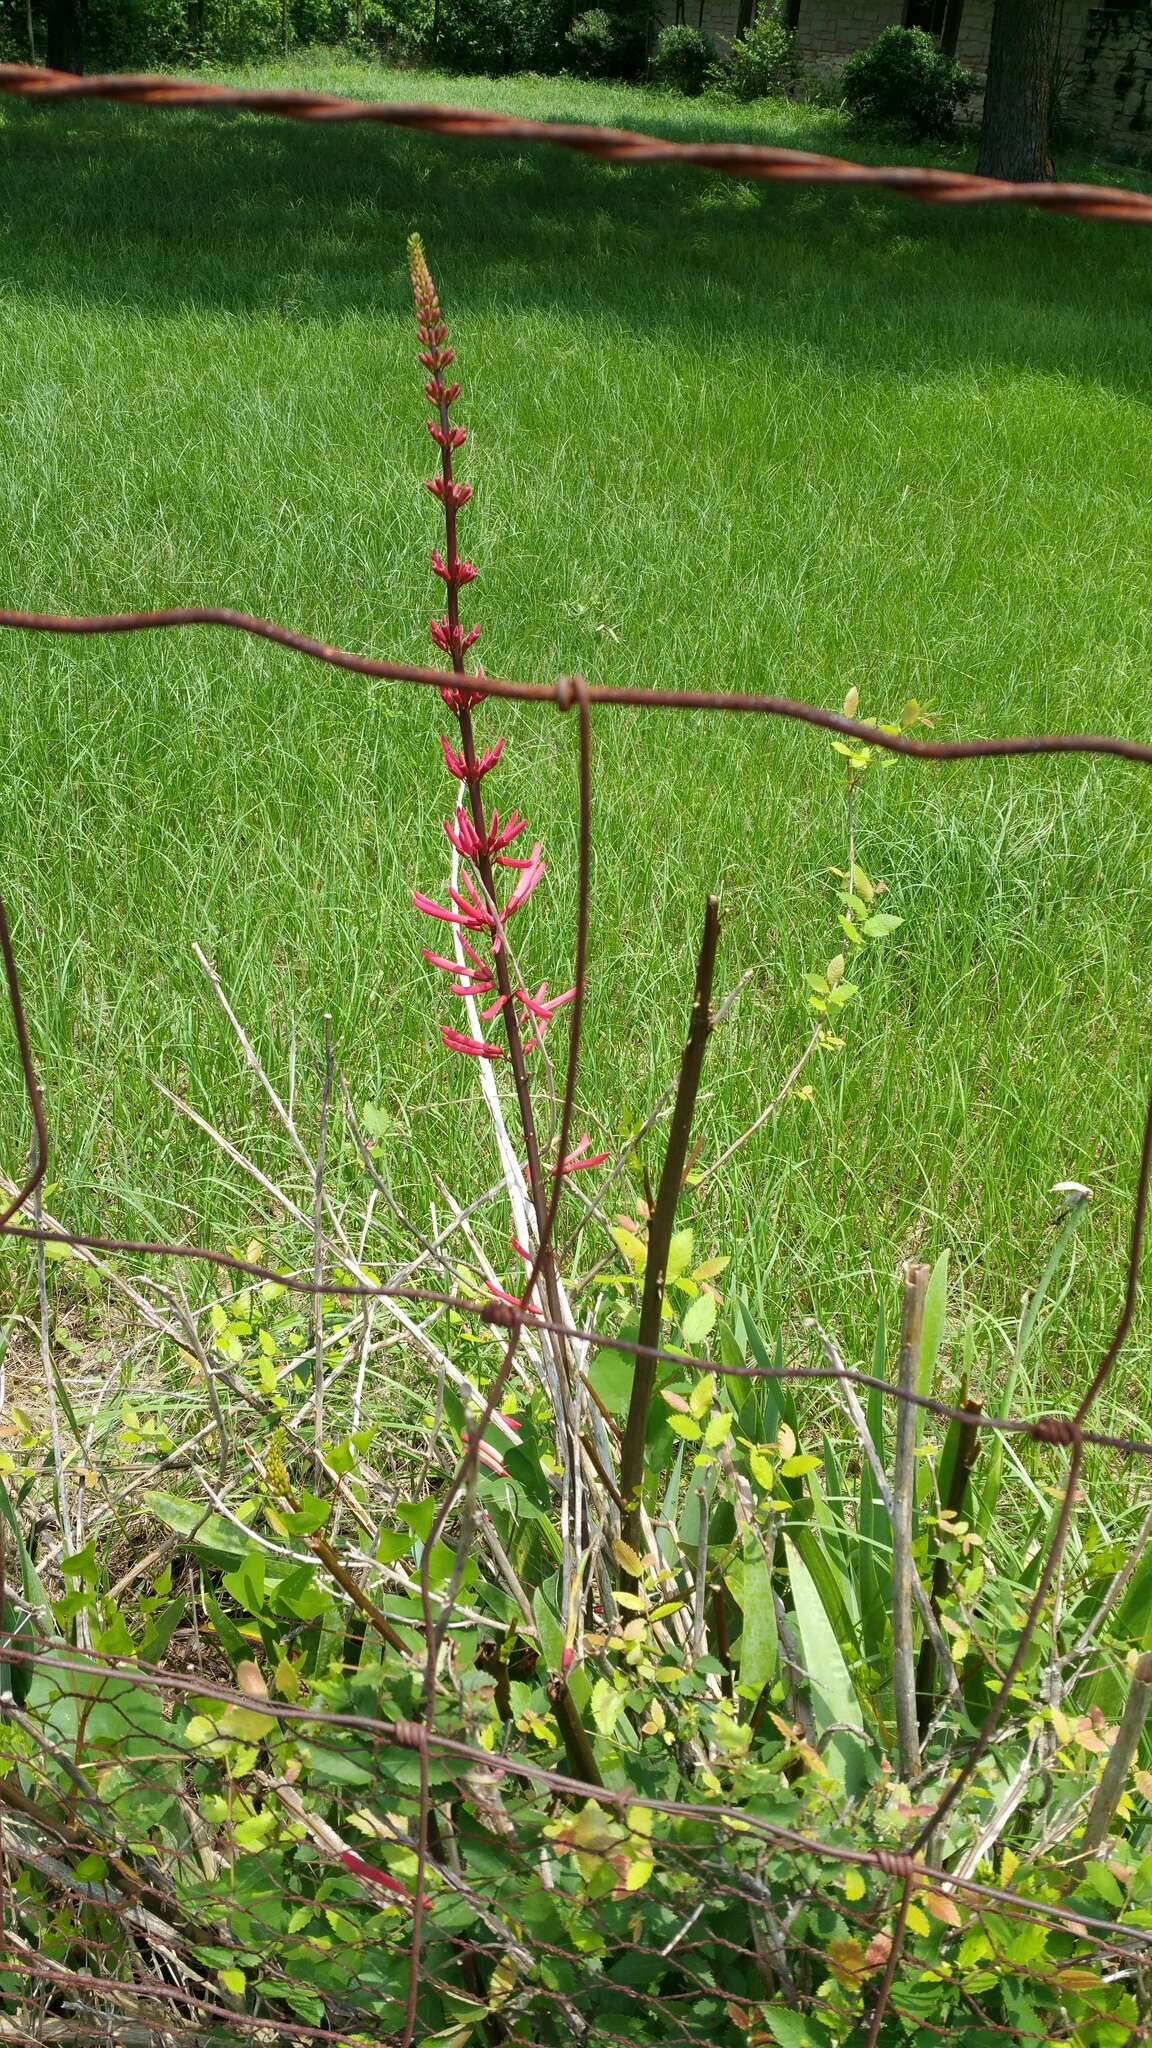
(841, 24, 977, 138)
(708, 9, 793, 101)
(433, 0, 568, 74)
(565, 6, 620, 77)
(652, 21, 713, 95)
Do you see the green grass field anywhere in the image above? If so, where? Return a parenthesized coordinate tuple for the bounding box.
(2, 57, 1152, 1434)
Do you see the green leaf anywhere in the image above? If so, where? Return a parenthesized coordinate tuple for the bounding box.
(666, 1229, 694, 1283)
(861, 913, 903, 938)
(667, 1414, 702, 1442)
(764, 2011, 824, 2048)
(738, 1552, 777, 1695)
(590, 1677, 627, 1738)
(589, 1319, 637, 1419)
(783, 1536, 869, 1795)
(533, 1588, 565, 1674)
(146, 1491, 249, 1570)
(917, 1251, 950, 1440)
(222, 1549, 266, 1616)
(681, 1293, 717, 1350)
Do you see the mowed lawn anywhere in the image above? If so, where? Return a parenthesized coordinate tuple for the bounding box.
(2, 58, 1152, 1434)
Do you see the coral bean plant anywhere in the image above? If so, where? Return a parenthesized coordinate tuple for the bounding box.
(408, 234, 605, 1324)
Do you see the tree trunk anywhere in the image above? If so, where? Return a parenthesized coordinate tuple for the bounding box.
(976, 0, 1060, 182)
(45, 0, 83, 70)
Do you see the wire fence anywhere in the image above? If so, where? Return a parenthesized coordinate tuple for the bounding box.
(1, 61, 1151, 2048)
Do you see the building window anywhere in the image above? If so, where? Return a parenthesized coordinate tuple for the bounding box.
(904, 0, 946, 31)
(904, 0, 964, 57)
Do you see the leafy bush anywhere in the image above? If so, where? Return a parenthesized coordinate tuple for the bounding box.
(565, 7, 620, 77)
(708, 10, 793, 101)
(841, 24, 977, 139)
(652, 21, 713, 95)
(433, 0, 568, 74)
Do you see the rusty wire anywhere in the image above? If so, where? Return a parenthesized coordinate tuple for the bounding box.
(3, 60, 1152, 226)
(1, 65, 1152, 2048)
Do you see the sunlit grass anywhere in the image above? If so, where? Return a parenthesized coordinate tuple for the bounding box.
(2, 57, 1151, 1436)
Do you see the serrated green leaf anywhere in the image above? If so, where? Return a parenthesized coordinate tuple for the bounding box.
(682, 1293, 717, 1349)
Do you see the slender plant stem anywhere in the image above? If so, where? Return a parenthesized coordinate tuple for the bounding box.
(892, 1264, 929, 1787)
(312, 1017, 334, 1453)
(618, 897, 720, 1572)
(1081, 1651, 1152, 1853)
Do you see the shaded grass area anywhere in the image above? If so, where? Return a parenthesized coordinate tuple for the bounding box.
(2, 57, 1152, 1434)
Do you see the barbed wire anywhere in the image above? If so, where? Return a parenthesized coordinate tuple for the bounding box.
(1, 65, 1151, 2048)
(3, 61, 1152, 226)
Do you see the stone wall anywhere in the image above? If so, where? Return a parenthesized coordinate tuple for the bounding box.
(790, 0, 892, 71)
(1075, 6, 1152, 151)
(655, 2, 1151, 155)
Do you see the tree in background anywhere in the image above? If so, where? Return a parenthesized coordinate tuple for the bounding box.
(977, 0, 1060, 181)
(45, 0, 82, 65)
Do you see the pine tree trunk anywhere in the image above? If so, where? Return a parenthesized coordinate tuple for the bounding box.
(976, 0, 1060, 181)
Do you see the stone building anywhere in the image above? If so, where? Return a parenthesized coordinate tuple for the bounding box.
(661, 3, 1152, 155)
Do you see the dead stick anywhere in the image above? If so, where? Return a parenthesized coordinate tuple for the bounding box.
(916, 1397, 982, 1735)
(893, 1264, 930, 1786)
(618, 897, 720, 1573)
(312, 1016, 334, 1453)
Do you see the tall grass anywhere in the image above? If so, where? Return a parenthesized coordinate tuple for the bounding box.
(1, 58, 1151, 1429)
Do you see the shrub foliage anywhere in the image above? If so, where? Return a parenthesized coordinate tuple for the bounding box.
(841, 24, 977, 139)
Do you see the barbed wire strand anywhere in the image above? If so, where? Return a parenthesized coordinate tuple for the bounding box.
(2, 61, 1152, 226)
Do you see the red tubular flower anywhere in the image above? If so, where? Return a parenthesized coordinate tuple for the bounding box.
(439, 733, 505, 783)
(441, 1026, 504, 1060)
(427, 420, 468, 451)
(504, 851, 545, 917)
(429, 618, 482, 657)
(490, 811, 529, 859)
(462, 1429, 508, 1477)
(431, 549, 478, 588)
(559, 1135, 611, 1174)
(339, 1850, 432, 1908)
(413, 886, 492, 934)
(517, 984, 576, 1024)
(426, 477, 472, 508)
